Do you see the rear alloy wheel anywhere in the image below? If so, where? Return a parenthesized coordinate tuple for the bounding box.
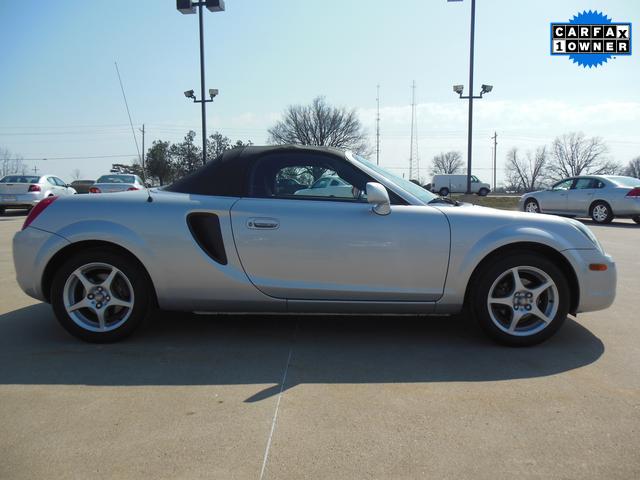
(471, 254, 569, 346)
(524, 199, 540, 213)
(632, 215, 640, 225)
(590, 201, 614, 224)
(478, 188, 489, 197)
(439, 187, 450, 197)
(51, 248, 153, 342)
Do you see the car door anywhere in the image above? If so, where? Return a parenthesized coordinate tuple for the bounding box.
(567, 177, 597, 215)
(53, 177, 71, 195)
(230, 152, 451, 302)
(45, 177, 61, 196)
(540, 178, 574, 212)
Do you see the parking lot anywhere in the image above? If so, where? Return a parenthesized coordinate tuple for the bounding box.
(0, 213, 638, 479)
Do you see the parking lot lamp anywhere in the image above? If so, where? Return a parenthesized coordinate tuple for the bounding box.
(177, 0, 225, 165)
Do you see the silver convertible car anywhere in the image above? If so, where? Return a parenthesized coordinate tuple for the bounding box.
(13, 146, 616, 346)
(519, 175, 640, 224)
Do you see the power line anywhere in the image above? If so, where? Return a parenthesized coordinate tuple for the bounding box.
(21, 154, 137, 161)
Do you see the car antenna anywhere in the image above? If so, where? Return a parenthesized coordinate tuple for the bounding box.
(114, 61, 153, 203)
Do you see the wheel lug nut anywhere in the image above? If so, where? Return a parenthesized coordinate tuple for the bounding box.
(526, 305, 532, 311)
(96, 303, 102, 309)
(88, 294, 94, 299)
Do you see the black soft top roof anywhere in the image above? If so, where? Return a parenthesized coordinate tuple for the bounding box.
(165, 144, 347, 197)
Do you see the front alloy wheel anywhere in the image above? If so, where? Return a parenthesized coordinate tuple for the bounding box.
(524, 199, 539, 213)
(51, 248, 152, 342)
(472, 254, 569, 346)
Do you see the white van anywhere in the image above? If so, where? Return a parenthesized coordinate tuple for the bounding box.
(431, 174, 491, 196)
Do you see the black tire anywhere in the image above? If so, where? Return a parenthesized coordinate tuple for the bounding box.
(470, 253, 570, 346)
(590, 201, 614, 224)
(478, 188, 489, 197)
(50, 247, 153, 342)
(439, 187, 450, 197)
(632, 215, 640, 225)
(524, 198, 540, 214)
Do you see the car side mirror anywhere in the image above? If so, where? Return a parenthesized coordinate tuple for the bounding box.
(366, 182, 391, 216)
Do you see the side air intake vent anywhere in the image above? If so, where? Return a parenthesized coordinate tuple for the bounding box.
(187, 213, 228, 265)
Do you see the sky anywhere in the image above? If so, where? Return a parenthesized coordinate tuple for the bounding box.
(0, 0, 638, 185)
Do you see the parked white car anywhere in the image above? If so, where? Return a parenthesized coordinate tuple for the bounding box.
(0, 174, 76, 214)
(432, 174, 491, 197)
(519, 175, 640, 224)
(89, 174, 146, 194)
(294, 176, 354, 198)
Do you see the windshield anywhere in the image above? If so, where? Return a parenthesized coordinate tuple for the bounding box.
(0, 175, 40, 183)
(351, 154, 437, 204)
(97, 175, 135, 184)
(606, 176, 640, 187)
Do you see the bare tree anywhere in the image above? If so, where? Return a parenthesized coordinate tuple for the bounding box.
(268, 96, 371, 155)
(1, 147, 26, 177)
(431, 151, 463, 175)
(71, 169, 82, 180)
(549, 132, 620, 180)
(625, 156, 640, 179)
(505, 146, 549, 192)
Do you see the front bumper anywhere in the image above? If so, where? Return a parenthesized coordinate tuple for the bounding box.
(563, 248, 617, 313)
(13, 226, 70, 302)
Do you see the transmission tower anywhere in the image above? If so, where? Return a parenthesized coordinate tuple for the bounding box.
(376, 84, 380, 165)
(408, 80, 420, 181)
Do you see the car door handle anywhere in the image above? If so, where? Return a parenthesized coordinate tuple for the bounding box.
(247, 218, 280, 230)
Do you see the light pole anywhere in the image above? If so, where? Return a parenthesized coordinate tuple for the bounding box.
(177, 0, 225, 165)
(450, 0, 492, 194)
(452, 84, 493, 193)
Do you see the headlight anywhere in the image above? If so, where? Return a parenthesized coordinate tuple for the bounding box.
(571, 220, 603, 252)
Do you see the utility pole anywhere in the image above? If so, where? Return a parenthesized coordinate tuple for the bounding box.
(33, 165, 39, 175)
(491, 131, 497, 191)
(408, 80, 420, 181)
(139, 124, 146, 180)
(376, 84, 380, 166)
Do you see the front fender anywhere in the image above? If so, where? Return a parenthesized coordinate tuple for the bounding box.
(454, 224, 581, 283)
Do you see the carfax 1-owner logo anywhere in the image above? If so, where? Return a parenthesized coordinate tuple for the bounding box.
(551, 10, 632, 68)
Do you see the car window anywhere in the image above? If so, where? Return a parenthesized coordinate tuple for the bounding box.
(311, 178, 331, 189)
(605, 176, 640, 188)
(573, 178, 594, 189)
(250, 153, 376, 202)
(552, 179, 573, 190)
(594, 180, 605, 189)
(54, 177, 66, 187)
(96, 175, 135, 183)
(0, 175, 40, 183)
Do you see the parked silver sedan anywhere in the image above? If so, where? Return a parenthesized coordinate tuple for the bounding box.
(519, 175, 640, 224)
(13, 146, 616, 346)
(0, 174, 76, 214)
(89, 174, 145, 194)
